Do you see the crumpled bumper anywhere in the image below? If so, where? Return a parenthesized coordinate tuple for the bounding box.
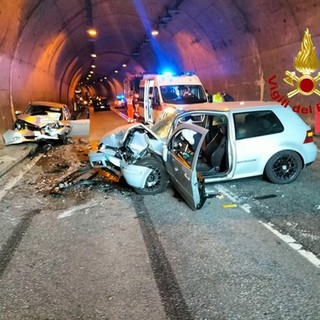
(2, 126, 71, 145)
(2, 129, 36, 145)
(88, 150, 122, 176)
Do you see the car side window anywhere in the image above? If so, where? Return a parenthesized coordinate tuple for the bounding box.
(234, 110, 284, 140)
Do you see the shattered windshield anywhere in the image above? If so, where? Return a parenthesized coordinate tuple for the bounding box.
(151, 112, 177, 140)
(24, 104, 62, 116)
(160, 85, 207, 104)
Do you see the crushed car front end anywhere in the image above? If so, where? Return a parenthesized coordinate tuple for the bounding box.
(89, 122, 166, 189)
(3, 116, 71, 145)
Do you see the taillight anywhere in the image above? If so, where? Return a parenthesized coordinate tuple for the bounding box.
(304, 130, 314, 143)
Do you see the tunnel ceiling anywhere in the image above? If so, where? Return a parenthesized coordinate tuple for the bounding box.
(1, 0, 320, 111)
(25, 0, 186, 88)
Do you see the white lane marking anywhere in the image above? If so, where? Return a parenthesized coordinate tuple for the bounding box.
(214, 184, 320, 269)
(57, 201, 101, 219)
(261, 221, 320, 268)
(0, 155, 42, 201)
(214, 184, 251, 213)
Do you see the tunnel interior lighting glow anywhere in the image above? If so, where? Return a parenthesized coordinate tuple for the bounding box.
(87, 28, 97, 37)
(151, 29, 159, 36)
(91, 53, 97, 58)
(122, 63, 127, 67)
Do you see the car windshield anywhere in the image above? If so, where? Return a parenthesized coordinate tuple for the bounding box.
(160, 85, 207, 104)
(151, 112, 177, 140)
(24, 104, 62, 116)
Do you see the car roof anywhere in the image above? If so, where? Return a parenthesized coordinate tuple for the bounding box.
(30, 101, 67, 109)
(180, 101, 286, 113)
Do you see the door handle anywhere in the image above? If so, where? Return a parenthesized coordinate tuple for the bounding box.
(184, 173, 190, 181)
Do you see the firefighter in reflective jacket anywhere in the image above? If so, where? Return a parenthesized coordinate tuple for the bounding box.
(126, 92, 135, 123)
(212, 92, 224, 102)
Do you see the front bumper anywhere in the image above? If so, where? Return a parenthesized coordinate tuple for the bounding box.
(89, 150, 122, 175)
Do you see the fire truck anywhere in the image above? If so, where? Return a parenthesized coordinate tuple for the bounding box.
(124, 72, 208, 124)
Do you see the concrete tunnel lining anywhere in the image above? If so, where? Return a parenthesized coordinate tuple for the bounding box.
(0, 0, 320, 141)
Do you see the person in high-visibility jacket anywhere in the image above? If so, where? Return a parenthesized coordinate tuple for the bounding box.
(212, 92, 224, 102)
(126, 92, 135, 123)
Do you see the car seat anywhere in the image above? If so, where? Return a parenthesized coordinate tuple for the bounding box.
(202, 125, 226, 172)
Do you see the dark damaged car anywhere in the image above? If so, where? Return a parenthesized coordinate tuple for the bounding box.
(89, 101, 317, 210)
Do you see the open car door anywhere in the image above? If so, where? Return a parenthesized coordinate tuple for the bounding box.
(68, 119, 90, 137)
(164, 123, 209, 210)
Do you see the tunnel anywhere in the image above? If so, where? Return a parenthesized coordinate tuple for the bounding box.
(1, 0, 320, 146)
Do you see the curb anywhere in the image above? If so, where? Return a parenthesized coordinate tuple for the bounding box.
(0, 144, 36, 177)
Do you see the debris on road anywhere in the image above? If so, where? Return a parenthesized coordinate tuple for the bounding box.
(50, 167, 99, 196)
(254, 194, 277, 200)
(222, 203, 238, 208)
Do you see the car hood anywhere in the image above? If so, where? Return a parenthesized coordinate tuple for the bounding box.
(17, 112, 61, 127)
(99, 122, 161, 148)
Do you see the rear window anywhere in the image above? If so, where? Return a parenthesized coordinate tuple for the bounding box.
(233, 110, 284, 140)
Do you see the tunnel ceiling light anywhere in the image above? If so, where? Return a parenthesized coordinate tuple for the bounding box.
(91, 64, 96, 68)
(122, 63, 127, 67)
(90, 70, 94, 74)
(87, 28, 97, 38)
(151, 29, 159, 36)
(104, 76, 107, 79)
(114, 70, 118, 73)
(91, 53, 97, 58)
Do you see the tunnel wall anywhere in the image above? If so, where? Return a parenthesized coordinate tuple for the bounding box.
(1, 0, 320, 148)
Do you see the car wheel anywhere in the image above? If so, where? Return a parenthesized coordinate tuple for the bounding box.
(133, 156, 168, 195)
(264, 150, 302, 184)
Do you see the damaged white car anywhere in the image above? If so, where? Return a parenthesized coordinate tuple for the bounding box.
(3, 101, 72, 145)
(89, 102, 317, 210)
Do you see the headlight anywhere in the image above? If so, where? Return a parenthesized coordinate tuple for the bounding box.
(15, 120, 25, 130)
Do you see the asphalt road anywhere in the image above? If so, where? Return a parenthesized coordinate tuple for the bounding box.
(0, 107, 319, 319)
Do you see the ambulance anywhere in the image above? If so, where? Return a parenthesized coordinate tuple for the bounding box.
(125, 72, 208, 124)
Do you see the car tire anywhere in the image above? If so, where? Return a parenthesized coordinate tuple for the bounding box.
(264, 150, 302, 184)
(133, 156, 168, 195)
